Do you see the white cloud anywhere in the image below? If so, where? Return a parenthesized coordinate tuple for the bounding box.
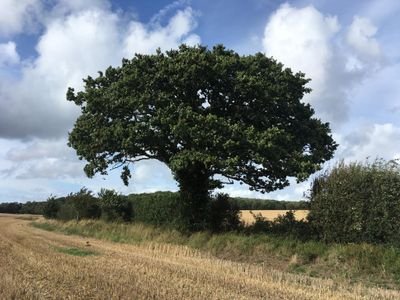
(123, 7, 200, 56)
(1, 138, 84, 179)
(0, 0, 42, 36)
(0, 5, 200, 139)
(339, 123, 400, 162)
(347, 16, 381, 59)
(262, 4, 382, 127)
(0, 42, 20, 66)
(263, 4, 339, 93)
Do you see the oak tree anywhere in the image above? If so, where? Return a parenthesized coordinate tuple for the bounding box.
(67, 45, 337, 230)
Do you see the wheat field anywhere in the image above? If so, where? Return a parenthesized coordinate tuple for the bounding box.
(0, 214, 399, 299)
(240, 210, 309, 225)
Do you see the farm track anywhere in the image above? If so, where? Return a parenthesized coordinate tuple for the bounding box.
(0, 214, 399, 299)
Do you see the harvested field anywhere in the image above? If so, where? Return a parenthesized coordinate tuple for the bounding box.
(0, 214, 399, 299)
(240, 210, 309, 225)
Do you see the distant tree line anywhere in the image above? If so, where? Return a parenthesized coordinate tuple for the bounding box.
(0, 201, 46, 215)
(231, 198, 309, 210)
(0, 193, 308, 218)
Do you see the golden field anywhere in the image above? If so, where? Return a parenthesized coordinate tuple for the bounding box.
(240, 210, 309, 225)
(0, 214, 399, 299)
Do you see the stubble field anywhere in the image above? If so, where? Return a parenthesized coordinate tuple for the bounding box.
(0, 214, 399, 299)
(240, 210, 309, 225)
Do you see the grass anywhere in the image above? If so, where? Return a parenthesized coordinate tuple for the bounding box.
(56, 246, 97, 256)
(31, 219, 400, 289)
(14, 215, 40, 221)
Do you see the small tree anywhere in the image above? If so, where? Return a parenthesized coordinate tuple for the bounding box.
(43, 196, 60, 219)
(69, 188, 101, 221)
(98, 189, 132, 222)
(67, 45, 336, 230)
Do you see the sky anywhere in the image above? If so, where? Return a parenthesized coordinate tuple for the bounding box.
(1, 0, 400, 202)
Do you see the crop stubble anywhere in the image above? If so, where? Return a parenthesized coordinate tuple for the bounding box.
(0, 214, 398, 299)
(240, 210, 309, 225)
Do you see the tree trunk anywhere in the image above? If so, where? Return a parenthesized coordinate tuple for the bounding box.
(175, 162, 210, 231)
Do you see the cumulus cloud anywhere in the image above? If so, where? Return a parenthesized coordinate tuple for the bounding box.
(262, 4, 382, 126)
(0, 42, 20, 66)
(1, 138, 84, 179)
(347, 16, 381, 59)
(0, 0, 42, 36)
(0, 4, 200, 139)
(123, 7, 200, 56)
(338, 123, 400, 162)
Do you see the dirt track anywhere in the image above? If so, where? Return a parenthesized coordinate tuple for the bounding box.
(0, 214, 399, 299)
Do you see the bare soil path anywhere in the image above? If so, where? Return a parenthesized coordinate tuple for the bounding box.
(0, 214, 399, 299)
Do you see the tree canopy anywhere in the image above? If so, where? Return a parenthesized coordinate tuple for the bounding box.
(67, 44, 337, 229)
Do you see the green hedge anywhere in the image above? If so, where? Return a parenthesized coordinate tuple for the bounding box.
(309, 159, 400, 244)
(127, 192, 184, 228)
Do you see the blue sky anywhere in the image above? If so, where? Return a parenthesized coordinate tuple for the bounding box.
(1, 0, 400, 202)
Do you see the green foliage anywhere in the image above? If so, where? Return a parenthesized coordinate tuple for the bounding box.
(43, 188, 101, 221)
(230, 197, 309, 210)
(126, 192, 241, 232)
(56, 202, 76, 221)
(207, 193, 242, 232)
(19, 201, 46, 215)
(98, 189, 132, 222)
(127, 192, 184, 229)
(67, 44, 336, 229)
(245, 210, 313, 239)
(69, 188, 101, 220)
(308, 159, 400, 243)
(0, 202, 22, 214)
(248, 211, 272, 233)
(43, 196, 62, 219)
(0, 201, 45, 215)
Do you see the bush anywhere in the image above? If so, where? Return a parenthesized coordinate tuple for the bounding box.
(127, 192, 242, 232)
(308, 159, 400, 244)
(43, 196, 62, 219)
(128, 192, 184, 228)
(98, 189, 132, 222)
(247, 211, 272, 233)
(56, 202, 76, 221)
(43, 188, 101, 221)
(207, 193, 242, 232)
(68, 188, 101, 220)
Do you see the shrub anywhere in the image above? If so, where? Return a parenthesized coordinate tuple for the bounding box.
(247, 211, 272, 233)
(207, 193, 242, 232)
(43, 196, 62, 219)
(68, 188, 101, 220)
(19, 201, 46, 215)
(308, 159, 400, 244)
(271, 211, 313, 239)
(128, 192, 184, 228)
(43, 188, 101, 221)
(98, 189, 132, 222)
